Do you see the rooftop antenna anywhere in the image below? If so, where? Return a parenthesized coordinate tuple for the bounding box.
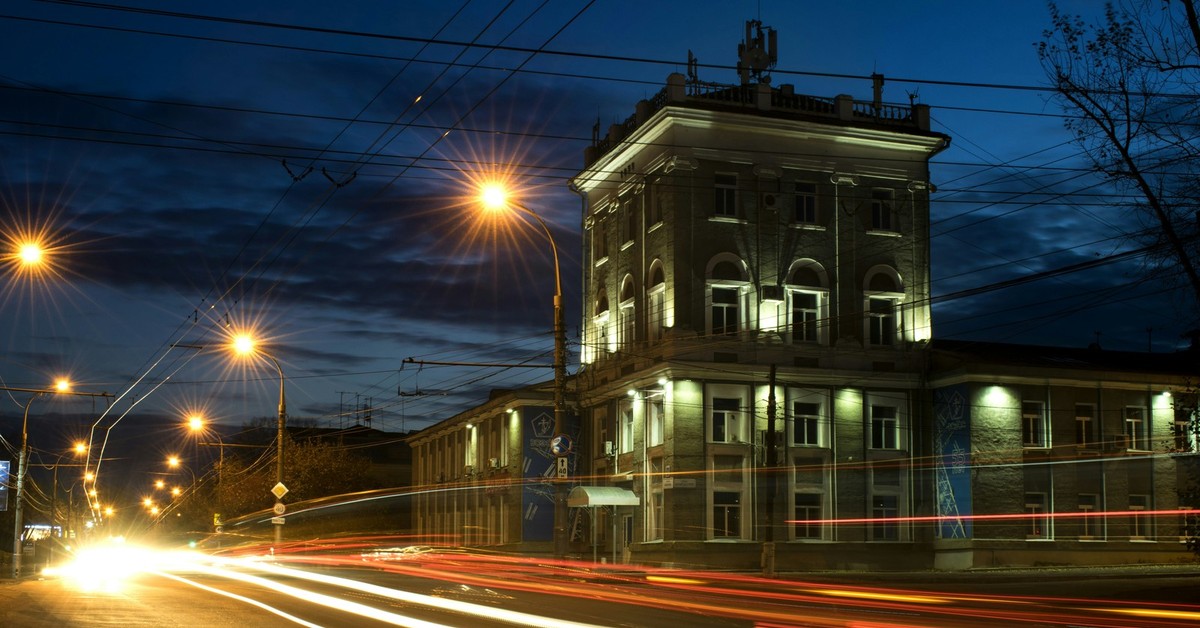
(687, 50, 699, 84)
(737, 19, 777, 85)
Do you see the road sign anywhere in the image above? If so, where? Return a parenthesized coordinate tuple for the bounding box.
(271, 482, 288, 499)
(556, 456, 568, 478)
(272, 502, 286, 516)
(271, 517, 285, 525)
(550, 433, 573, 456)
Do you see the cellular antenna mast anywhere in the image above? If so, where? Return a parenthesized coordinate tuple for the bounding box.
(737, 19, 777, 85)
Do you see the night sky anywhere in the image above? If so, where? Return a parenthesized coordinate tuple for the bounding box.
(2, 0, 1191, 450)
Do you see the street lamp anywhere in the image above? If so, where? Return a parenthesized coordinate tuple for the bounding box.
(232, 333, 288, 547)
(46, 441, 87, 568)
(10, 382, 64, 579)
(478, 183, 569, 558)
(186, 414, 226, 524)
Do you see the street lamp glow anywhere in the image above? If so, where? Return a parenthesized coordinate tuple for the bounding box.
(167, 455, 180, 468)
(142, 498, 152, 508)
(232, 334, 256, 356)
(170, 487, 181, 497)
(84, 471, 94, 482)
(74, 441, 87, 454)
(18, 242, 43, 265)
(154, 479, 165, 490)
(187, 414, 204, 432)
(54, 378, 70, 392)
(479, 183, 510, 211)
(104, 506, 114, 517)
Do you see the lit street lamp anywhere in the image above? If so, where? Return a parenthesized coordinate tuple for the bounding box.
(7, 381, 112, 578)
(232, 334, 288, 548)
(479, 183, 569, 558)
(46, 441, 87, 567)
(186, 414, 226, 525)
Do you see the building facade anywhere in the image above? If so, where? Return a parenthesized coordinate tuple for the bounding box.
(408, 26, 1198, 570)
(930, 341, 1197, 569)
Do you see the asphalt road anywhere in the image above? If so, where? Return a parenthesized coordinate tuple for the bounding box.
(2, 557, 1197, 627)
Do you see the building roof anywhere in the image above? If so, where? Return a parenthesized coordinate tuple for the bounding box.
(930, 338, 1199, 379)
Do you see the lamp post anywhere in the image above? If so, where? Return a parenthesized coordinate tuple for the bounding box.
(186, 414, 225, 515)
(232, 334, 287, 548)
(46, 441, 87, 568)
(8, 380, 112, 579)
(479, 184, 569, 558)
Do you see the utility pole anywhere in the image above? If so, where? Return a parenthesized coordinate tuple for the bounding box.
(762, 364, 778, 577)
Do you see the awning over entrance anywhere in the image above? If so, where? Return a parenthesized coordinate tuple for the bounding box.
(567, 486, 639, 507)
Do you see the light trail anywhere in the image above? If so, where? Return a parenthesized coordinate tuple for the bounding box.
(789, 507, 1200, 526)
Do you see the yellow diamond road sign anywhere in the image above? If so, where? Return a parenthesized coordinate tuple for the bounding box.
(271, 482, 288, 499)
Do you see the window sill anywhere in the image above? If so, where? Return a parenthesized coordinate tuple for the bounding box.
(593, 256, 609, 268)
(789, 223, 825, 231)
(866, 229, 902, 237)
(705, 538, 752, 543)
(620, 240, 634, 251)
(648, 221, 663, 233)
(709, 215, 746, 224)
(1024, 537, 1053, 541)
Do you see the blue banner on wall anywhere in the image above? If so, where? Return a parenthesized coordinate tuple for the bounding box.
(521, 405, 578, 542)
(0, 460, 9, 512)
(933, 386, 971, 538)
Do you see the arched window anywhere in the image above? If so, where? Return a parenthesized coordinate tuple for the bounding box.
(786, 260, 829, 345)
(705, 254, 749, 337)
(594, 289, 611, 358)
(619, 275, 636, 350)
(646, 261, 666, 342)
(863, 266, 904, 347)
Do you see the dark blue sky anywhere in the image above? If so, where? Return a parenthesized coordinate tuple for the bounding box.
(1, 0, 1190, 446)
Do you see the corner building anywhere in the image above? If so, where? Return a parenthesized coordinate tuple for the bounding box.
(408, 33, 1197, 570)
(568, 70, 949, 570)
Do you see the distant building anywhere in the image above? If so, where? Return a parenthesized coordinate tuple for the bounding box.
(408, 23, 1198, 570)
